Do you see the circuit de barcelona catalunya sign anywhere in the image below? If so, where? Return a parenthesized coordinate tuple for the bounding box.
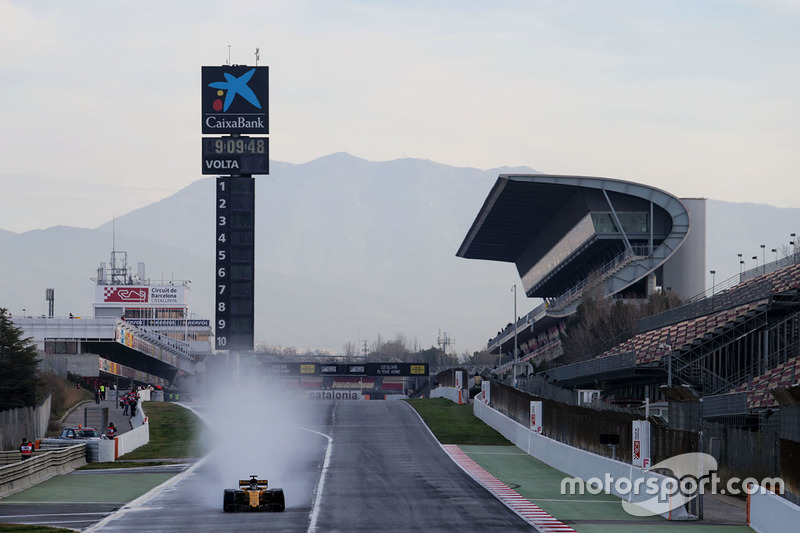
(201, 66, 269, 134)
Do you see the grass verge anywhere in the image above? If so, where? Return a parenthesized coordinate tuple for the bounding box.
(116, 401, 208, 460)
(0, 525, 74, 533)
(78, 460, 185, 470)
(405, 398, 511, 445)
(78, 402, 208, 470)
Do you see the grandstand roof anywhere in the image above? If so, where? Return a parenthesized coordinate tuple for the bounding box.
(457, 174, 691, 301)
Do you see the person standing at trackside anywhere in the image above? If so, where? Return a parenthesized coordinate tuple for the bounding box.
(94, 388, 101, 404)
(107, 422, 116, 439)
(100, 384, 105, 400)
(19, 438, 33, 460)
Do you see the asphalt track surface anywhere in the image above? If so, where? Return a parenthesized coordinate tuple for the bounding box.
(0, 400, 535, 532)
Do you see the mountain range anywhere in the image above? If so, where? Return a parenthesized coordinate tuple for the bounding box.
(1, 153, 798, 355)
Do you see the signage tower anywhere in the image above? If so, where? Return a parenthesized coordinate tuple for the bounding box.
(201, 65, 269, 351)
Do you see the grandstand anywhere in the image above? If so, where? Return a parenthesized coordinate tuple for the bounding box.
(458, 173, 800, 425)
(12, 250, 212, 390)
(545, 258, 800, 412)
(457, 174, 705, 379)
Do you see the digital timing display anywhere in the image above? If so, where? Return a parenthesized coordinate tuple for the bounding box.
(203, 136, 267, 155)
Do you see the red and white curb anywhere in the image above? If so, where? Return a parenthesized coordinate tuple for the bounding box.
(442, 445, 577, 533)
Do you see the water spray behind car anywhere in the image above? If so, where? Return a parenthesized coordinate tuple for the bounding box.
(197, 355, 322, 510)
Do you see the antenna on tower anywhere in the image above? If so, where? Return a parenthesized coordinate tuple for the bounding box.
(255, 47, 260, 66)
(437, 330, 454, 362)
(226, 44, 231, 65)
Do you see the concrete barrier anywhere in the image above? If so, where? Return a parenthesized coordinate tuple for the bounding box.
(0, 444, 86, 498)
(430, 386, 465, 404)
(474, 400, 692, 520)
(749, 485, 800, 533)
(115, 398, 149, 458)
(0, 398, 154, 497)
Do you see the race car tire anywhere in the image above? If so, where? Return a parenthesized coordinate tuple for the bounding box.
(223, 489, 237, 512)
(272, 489, 285, 512)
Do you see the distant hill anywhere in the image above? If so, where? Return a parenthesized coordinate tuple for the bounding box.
(1, 154, 797, 354)
(0, 154, 528, 353)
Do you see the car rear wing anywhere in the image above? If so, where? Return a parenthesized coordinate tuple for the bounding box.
(239, 479, 268, 487)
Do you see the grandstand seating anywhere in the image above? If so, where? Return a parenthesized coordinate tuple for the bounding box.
(590, 262, 800, 406)
(733, 356, 800, 409)
(381, 377, 404, 391)
(601, 299, 768, 365)
(300, 376, 324, 388)
(331, 377, 377, 390)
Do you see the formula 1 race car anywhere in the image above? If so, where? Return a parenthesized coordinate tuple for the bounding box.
(223, 475, 285, 512)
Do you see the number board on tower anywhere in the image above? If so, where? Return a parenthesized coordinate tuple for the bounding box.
(215, 176, 255, 351)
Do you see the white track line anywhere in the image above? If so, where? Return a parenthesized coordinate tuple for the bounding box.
(306, 401, 335, 533)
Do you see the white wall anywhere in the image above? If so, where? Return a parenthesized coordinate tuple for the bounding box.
(474, 400, 691, 520)
(115, 396, 149, 458)
(750, 486, 800, 533)
(430, 386, 463, 404)
(662, 197, 706, 299)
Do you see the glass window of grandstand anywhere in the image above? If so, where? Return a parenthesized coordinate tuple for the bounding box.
(124, 309, 151, 319)
(155, 308, 185, 319)
(45, 340, 78, 354)
(591, 212, 649, 234)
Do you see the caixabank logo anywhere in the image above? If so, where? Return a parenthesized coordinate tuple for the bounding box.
(202, 65, 269, 134)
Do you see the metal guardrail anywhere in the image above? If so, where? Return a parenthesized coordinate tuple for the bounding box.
(702, 391, 750, 418)
(547, 244, 651, 312)
(545, 351, 637, 384)
(639, 278, 772, 333)
(0, 444, 86, 498)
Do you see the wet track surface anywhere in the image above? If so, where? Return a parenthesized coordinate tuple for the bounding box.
(1, 400, 535, 532)
(313, 401, 533, 532)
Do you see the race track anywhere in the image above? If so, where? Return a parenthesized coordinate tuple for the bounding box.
(87, 400, 534, 532)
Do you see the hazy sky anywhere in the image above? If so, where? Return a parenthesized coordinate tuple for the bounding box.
(2, 0, 800, 234)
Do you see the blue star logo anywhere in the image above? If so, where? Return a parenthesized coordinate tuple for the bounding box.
(208, 68, 262, 111)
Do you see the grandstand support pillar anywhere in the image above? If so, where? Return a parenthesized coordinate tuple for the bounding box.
(762, 330, 769, 377)
(646, 273, 657, 296)
(512, 284, 518, 389)
(660, 334, 673, 387)
(649, 201, 654, 255)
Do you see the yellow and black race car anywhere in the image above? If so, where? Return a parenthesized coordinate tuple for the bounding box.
(223, 475, 285, 512)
